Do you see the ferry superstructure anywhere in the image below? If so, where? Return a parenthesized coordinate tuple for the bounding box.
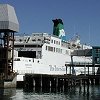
(13, 19, 98, 81)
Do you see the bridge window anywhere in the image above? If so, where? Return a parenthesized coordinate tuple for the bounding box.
(51, 39, 53, 43)
(48, 46, 53, 51)
(46, 46, 48, 50)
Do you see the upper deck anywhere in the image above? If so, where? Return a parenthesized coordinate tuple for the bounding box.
(14, 33, 91, 50)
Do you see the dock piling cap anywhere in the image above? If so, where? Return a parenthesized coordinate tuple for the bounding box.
(0, 4, 19, 32)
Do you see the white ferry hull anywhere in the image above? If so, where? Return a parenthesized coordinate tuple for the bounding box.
(13, 57, 66, 81)
(13, 56, 99, 81)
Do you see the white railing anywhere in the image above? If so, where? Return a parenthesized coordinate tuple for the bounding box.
(16, 70, 34, 75)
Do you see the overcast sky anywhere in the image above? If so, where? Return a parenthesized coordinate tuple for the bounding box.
(0, 0, 100, 46)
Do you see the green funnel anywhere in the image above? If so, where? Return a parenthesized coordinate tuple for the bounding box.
(52, 19, 65, 38)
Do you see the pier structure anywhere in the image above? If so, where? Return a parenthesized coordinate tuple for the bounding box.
(0, 4, 19, 88)
(24, 74, 76, 92)
(23, 74, 100, 92)
(66, 47, 100, 75)
(64, 47, 100, 87)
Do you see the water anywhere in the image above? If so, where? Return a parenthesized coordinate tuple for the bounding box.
(0, 85, 100, 100)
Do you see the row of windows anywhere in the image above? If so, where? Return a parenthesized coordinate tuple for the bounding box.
(46, 46, 69, 54)
(95, 49, 100, 53)
(14, 45, 42, 47)
(51, 39, 60, 45)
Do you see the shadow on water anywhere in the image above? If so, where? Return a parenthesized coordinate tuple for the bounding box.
(0, 85, 100, 100)
(23, 85, 70, 94)
(23, 85, 100, 100)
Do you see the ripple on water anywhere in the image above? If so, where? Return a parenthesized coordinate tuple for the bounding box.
(1, 85, 100, 100)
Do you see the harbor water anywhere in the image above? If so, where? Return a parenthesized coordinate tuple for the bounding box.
(0, 85, 100, 100)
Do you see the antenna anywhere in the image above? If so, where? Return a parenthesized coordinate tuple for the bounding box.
(73, 24, 78, 37)
(88, 24, 91, 45)
(73, 25, 76, 37)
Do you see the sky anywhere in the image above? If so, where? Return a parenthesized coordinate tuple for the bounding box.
(0, 0, 100, 46)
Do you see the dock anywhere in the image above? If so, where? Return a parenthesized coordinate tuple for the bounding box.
(0, 4, 19, 88)
(23, 74, 100, 92)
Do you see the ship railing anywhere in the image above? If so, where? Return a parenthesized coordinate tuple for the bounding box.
(65, 62, 92, 65)
(66, 62, 100, 67)
(16, 70, 34, 75)
(14, 41, 43, 44)
(80, 71, 94, 75)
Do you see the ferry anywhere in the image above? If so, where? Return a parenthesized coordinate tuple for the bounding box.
(13, 19, 98, 81)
